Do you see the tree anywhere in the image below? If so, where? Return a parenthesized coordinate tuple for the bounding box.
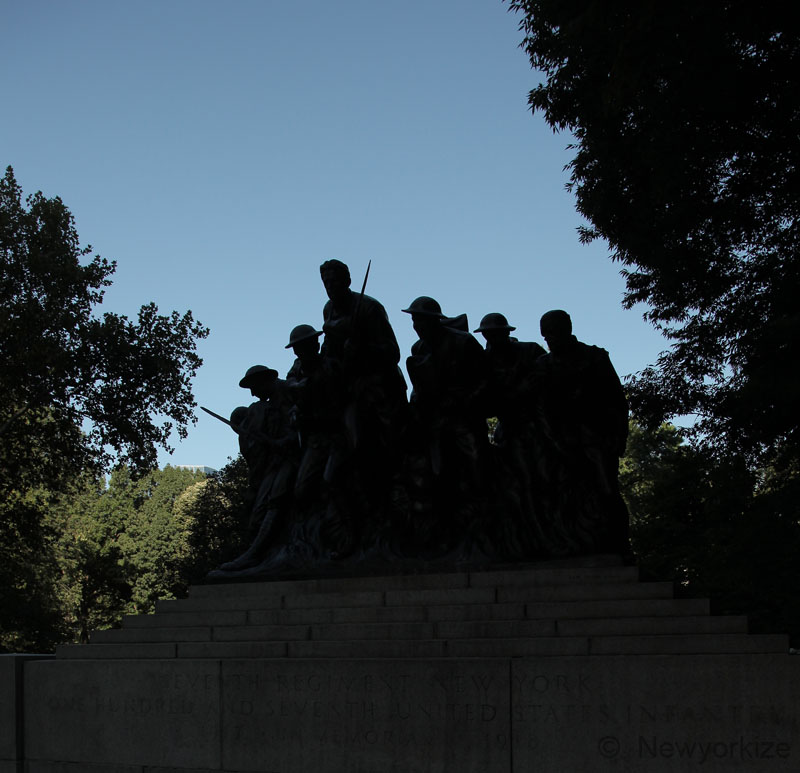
(0, 484, 67, 652)
(1, 166, 208, 651)
(50, 473, 132, 644)
(620, 421, 800, 647)
(175, 455, 250, 585)
(1, 463, 213, 651)
(507, 1, 800, 466)
(118, 466, 206, 613)
(0, 165, 209, 495)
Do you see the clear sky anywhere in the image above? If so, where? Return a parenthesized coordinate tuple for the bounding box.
(3, 0, 665, 472)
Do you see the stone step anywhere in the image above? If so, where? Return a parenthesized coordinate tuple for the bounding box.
(93, 611, 747, 647)
(132, 584, 681, 635)
(148, 590, 685, 628)
(56, 643, 178, 659)
(523, 596, 709, 619)
(555, 614, 748, 636)
(188, 556, 628, 600)
(468, 563, 636, 588)
(280, 638, 583, 658)
(496, 580, 673, 603)
(440, 614, 747, 639)
(90, 626, 213, 644)
(71, 559, 781, 663)
(119, 592, 704, 636)
(219, 569, 469, 595)
(195, 570, 471, 598)
(153, 577, 667, 615)
(59, 628, 787, 660)
(449, 634, 789, 658)
(126, 609, 250, 628)
(587, 633, 789, 656)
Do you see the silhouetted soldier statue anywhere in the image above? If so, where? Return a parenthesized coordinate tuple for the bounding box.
(218, 365, 297, 571)
(228, 405, 250, 461)
(319, 259, 407, 527)
(284, 325, 341, 505)
(535, 310, 630, 556)
(475, 313, 546, 445)
(474, 313, 547, 558)
(403, 296, 489, 555)
(284, 323, 354, 559)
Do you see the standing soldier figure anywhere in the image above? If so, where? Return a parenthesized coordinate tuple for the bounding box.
(217, 365, 297, 572)
(474, 313, 549, 558)
(284, 323, 352, 559)
(403, 296, 489, 555)
(318, 259, 407, 534)
(474, 312, 546, 446)
(535, 309, 631, 557)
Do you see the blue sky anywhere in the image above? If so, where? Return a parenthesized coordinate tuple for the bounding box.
(3, 0, 665, 471)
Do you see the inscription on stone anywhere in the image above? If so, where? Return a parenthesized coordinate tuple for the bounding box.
(512, 657, 799, 771)
(24, 660, 220, 769)
(222, 660, 509, 773)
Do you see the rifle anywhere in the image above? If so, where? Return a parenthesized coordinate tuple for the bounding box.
(201, 406, 274, 446)
(352, 259, 371, 322)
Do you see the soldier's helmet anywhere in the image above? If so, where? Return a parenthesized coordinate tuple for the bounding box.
(474, 313, 516, 333)
(401, 296, 444, 317)
(239, 365, 279, 388)
(285, 324, 323, 349)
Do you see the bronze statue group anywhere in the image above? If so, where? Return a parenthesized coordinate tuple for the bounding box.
(209, 260, 631, 579)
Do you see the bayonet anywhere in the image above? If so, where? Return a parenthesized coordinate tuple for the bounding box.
(352, 259, 371, 321)
(201, 406, 234, 428)
(201, 405, 273, 445)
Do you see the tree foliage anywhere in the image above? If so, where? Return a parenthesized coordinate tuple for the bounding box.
(50, 473, 132, 644)
(0, 465, 217, 652)
(0, 165, 209, 496)
(0, 485, 66, 652)
(508, 1, 800, 465)
(175, 455, 250, 585)
(621, 422, 800, 647)
(0, 166, 212, 651)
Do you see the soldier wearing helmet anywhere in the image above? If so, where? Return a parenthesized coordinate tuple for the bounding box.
(403, 296, 487, 416)
(474, 312, 544, 355)
(216, 363, 297, 573)
(474, 313, 546, 444)
(473, 313, 548, 558)
(318, 260, 408, 528)
(234, 364, 293, 494)
(282, 323, 355, 557)
(403, 296, 489, 553)
(535, 310, 631, 557)
(284, 324, 340, 495)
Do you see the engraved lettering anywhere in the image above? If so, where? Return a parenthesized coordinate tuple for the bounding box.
(47, 696, 86, 712)
(532, 676, 549, 693)
(230, 700, 253, 716)
(516, 673, 591, 695)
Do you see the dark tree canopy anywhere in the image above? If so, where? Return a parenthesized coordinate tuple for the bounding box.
(508, 1, 800, 465)
(620, 421, 800, 647)
(0, 165, 209, 494)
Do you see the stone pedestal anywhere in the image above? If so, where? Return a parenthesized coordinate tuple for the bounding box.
(1, 655, 52, 773)
(7, 558, 800, 772)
